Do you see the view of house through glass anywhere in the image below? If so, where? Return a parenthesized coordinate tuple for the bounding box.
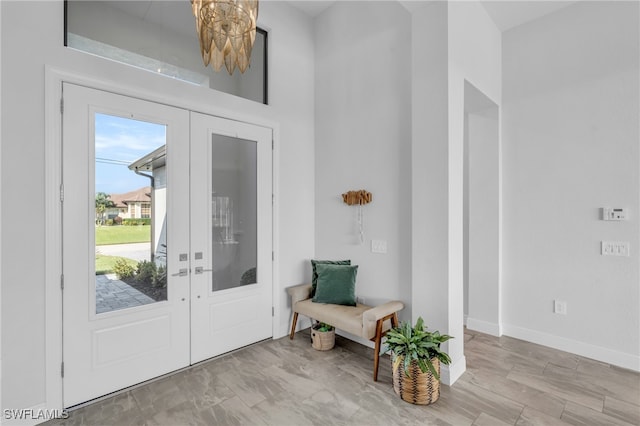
(95, 113, 168, 314)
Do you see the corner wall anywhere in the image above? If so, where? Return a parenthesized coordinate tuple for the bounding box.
(0, 0, 3, 418)
(464, 84, 500, 335)
(411, 0, 450, 355)
(502, 1, 640, 370)
(314, 1, 412, 328)
(447, 0, 502, 374)
(411, 0, 502, 385)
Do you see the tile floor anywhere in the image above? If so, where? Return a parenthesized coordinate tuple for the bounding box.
(43, 328, 640, 426)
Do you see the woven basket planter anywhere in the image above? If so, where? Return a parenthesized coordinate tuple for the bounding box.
(392, 353, 440, 405)
(311, 326, 335, 351)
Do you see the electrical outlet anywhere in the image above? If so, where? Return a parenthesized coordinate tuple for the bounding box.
(602, 241, 630, 257)
(554, 300, 567, 315)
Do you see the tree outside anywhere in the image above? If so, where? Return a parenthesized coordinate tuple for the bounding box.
(95, 192, 115, 225)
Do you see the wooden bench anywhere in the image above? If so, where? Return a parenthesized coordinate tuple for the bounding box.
(287, 283, 404, 381)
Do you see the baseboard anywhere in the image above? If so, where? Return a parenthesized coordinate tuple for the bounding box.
(466, 317, 501, 336)
(441, 355, 466, 386)
(1, 402, 68, 426)
(502, 323, 640, 372)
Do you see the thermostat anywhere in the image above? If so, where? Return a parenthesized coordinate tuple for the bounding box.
(602, 207, 628, 221)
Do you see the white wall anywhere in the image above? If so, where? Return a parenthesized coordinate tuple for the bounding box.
(1, 0, 315, 412)
(411, 0, 451, 358)
(265, 2, 317, 336)
(314, 1, 412, 324)
(0, 0, 3, 417)
(502, 1, 640, 370)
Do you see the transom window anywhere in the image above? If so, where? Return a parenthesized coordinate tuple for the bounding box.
(65, 1, 268, 104)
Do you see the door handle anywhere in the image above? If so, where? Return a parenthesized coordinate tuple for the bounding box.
(171, 268, 189, 277)
(194, 266, 213, 274)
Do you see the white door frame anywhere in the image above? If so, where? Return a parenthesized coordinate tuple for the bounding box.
(44, 66, 281, 413)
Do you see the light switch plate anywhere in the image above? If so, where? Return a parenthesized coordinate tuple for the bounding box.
(371, 239, 387, 254)
(554, 300, 567, 315)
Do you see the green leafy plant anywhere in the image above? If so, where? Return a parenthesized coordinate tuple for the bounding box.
(153, 265, 167, 288)
(136, 260, 157, 284)
(383, 317, 452, 380)
(122, 218, 151, 226)
(113, 258, 135, 280)
(95, 192, 115, 226)
(313, 322, 334, 332)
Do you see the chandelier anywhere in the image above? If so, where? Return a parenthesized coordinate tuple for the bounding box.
(191, 0, 259, 75)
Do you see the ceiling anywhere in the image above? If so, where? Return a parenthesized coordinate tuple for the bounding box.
(102, 1, 580, 39)
(479, 1, 579, 31)
(288, 0, 580, 32)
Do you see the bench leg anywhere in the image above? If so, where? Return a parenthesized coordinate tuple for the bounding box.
(289, 312, 299, 340)
(372, 312, 399, 382)
(373, 318, 384, 382)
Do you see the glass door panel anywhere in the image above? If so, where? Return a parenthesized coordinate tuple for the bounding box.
(94, 113, 167, 314)
(210, 135, 257, 292)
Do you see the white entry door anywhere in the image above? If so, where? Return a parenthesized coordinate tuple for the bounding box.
(190, 112, 273, 363)
(62, 84, 273, 407)
(62, 83, 191, 407)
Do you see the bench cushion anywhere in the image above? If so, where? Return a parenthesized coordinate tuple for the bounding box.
(294, 299, 371, 337)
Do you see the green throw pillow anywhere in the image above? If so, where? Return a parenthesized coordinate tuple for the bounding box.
(312, 263, 358, 306)
(311, 259, 351, 297)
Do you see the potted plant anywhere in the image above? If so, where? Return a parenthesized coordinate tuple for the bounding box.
(311, 322, 335, 351)
(384, 317, 453, 405)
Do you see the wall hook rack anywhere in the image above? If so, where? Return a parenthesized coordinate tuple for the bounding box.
(342, 190, 372, 244)
(342, 190, 372, 206)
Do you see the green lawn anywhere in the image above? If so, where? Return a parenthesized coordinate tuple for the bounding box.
(95, 225, 150, 246)
(95, 254, 138, 275)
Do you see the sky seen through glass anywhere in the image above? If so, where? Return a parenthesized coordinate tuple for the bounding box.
(95, 113, 167, 195)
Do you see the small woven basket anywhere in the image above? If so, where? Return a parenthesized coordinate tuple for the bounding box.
(392, 354, 440, 405)
(311, 327, 335, 351)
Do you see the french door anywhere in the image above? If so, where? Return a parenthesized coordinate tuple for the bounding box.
(62, 83, 272, 407)
(190, 112, 273, 363)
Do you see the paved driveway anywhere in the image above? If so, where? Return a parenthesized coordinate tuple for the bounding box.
(96, 242, 151, 262)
